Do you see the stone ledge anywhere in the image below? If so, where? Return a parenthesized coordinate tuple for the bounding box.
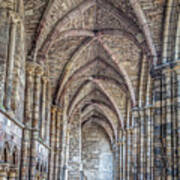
(0, 108, 24, 129)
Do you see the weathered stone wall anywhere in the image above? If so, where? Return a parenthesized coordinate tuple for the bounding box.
(0, 0, 179, 179)
(68, 110, 81, 179)
(82, 122, 113, 180)
(0, 0, 25, 121)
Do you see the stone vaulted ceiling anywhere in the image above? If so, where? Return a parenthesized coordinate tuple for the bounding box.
(24, 0, 166, 137)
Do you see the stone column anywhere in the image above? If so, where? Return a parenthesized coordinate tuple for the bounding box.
(150, 106, 154, 180)
(68, 110, 81, 179)
(65, 126, 70, 180)
(129, 128, 134, 179)
(48, 106, 57, 180)
(146, 106, 154, 180)
(60, 111, 68, 180)
(0, 0, 23, 108)
(79, 115, 83, 180)
(164, 69, 173, 179)
(112, 143, 119, 180)
(29, 65, 44, 180)
(20, 62, 36, 180)
(139, 110, 145, 180)
(171, 70, 178, 179)
(41, 76, 48, 139)
(11, 55, 21, 111)
(126, 129, 131, 180)
(126, 102, 131, 180)
(4, 12, 19, 110)
(80, 163, 84, 180)
(119, 130, 123, 180)
(122, 132, 126, 180)
(0, 6, 10, 106)
(45, 81, 51, 144)
(153, 73, 163, 179)
(174, 67, 180, 179)
(54, 107, 62, 180)
(11, 20, 25, 113)
(131, 108, 139, 180)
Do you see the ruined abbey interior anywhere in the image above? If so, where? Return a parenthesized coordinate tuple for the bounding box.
(0, 0, 179, 179)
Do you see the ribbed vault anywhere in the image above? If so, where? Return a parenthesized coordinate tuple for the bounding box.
(1, 0, 180, 179)
(28, 0, 155, 134)
(25, 0, 158, 177)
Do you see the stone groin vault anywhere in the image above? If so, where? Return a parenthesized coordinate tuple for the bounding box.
(0, 0, 179, 179)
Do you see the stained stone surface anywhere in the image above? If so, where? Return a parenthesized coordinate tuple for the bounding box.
(0, 0, 179, 179)
(82, 122, 113, 180)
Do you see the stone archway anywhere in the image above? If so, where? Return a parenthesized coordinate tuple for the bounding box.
(82, 122, 113, 180)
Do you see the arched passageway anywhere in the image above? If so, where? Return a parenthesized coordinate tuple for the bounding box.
(82, 122, 113, 180)
(0, 0, 179, 179)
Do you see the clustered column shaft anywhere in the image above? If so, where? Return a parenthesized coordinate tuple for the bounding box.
(41, 76, 48, 139)
(48, 106, 57, 180)
(54, 108, 62, 180)
(4, 14, 17, 110)
(21, 62, 36, 180)
(153, 75, 163, 179)
(29, 65, 44, 180)
(146, 107, 154, 180)
(176, 68, 180, 179)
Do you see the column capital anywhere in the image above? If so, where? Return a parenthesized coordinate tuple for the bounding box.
(26, 62, 37, 75)
(112, 143, 118, 151)
(51, 106, 58, 113)
(9, 11, 22, 24)
(42, 76, 48, 84)
(162, 67, 172, 75)
(57, 107, 62, 114)
(35, 65, 44, 77)
(173, 64, 180, 74)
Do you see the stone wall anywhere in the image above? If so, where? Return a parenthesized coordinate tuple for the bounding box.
(82, 122, 113, 180)
(0, 0, 179, 180)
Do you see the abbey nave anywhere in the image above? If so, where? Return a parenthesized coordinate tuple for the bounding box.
(0, 0, 179, 179)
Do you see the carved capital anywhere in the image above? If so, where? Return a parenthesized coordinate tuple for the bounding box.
(42, 76, 48, 84)
(26, 62, 37, 75)
(9, 11, 21, 24)
(173, 64, 180, 75)
(51, 106, 57, 113)
(35, 65, 44, 77)
(162, 67, 172, 76)
(57, 107, 62, 114)
(112, 143, 118, 151)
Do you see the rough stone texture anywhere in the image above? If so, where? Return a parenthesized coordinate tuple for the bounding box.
(82, 122, 113, 180)
(139, 0, 166, 56)
(24, 0, 49, 53)
(0, 0, 179, 179)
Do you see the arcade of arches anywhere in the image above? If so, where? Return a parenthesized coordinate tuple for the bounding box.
(0, 0, 179, 179)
